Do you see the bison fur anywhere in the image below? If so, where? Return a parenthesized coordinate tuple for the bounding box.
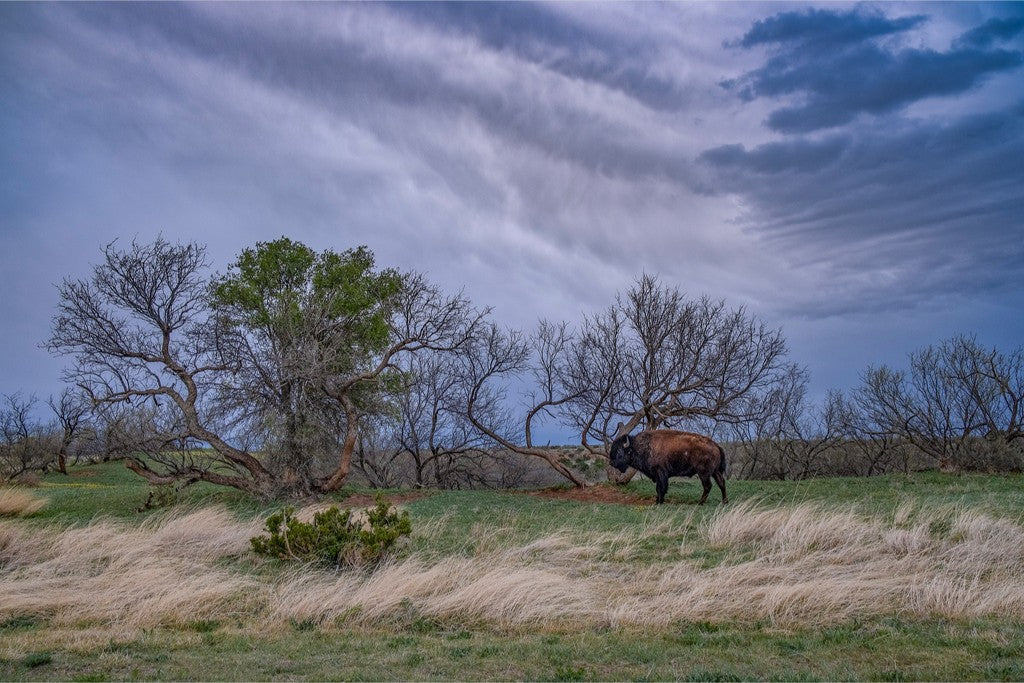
(609, 428, 728, 505)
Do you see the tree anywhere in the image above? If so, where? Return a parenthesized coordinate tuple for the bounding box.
(316, 271, 485, 491)
(47, 388, 91, 474)
(831, 389, 910, 476)
(351, 350, 514, 489)
(210, 238, 485, 493)
(390, 351, 498, 488)
(457, 321, 591, 487)
(855, 336, 1024, 471)
(0, 393, 58, 482)
(562, 275, 792, 482)
(209, 238, 391, 492)
(453, 276, 795, 488)
(48, 238, 275, 495)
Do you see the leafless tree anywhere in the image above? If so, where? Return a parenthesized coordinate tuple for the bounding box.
(47, 238, 275, 495)
(832, 389, 912, 476)
(1, 393, 58, 481)
(457, 322, 590, 487)
(388, 351, 498, 488)
(773, 388, 843, 480)
(561, 276, 792, 482)
(856, 336, 1024, 471)
(47, 388, 91, 474)
(943, 336, 1023, 445)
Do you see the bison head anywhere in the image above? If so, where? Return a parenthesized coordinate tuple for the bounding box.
(609, 432, 634, 473)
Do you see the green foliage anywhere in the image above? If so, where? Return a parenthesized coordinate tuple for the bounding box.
(250, 496, 411, 568)
(210, 238, 403, 366)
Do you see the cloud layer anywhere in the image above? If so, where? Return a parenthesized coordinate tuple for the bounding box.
(2, 2, 1023, 418)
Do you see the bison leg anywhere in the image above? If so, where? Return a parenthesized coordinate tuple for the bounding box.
(697, 474, 712, 505)
(713, 470, 728, 504)
(655, 472, 669, 504)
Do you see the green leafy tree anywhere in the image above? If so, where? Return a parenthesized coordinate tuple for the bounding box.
(212, 238, 482, 493)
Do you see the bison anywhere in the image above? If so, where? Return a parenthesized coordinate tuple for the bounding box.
(609, 427, 728, 505)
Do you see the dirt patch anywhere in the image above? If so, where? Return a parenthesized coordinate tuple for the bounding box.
(339, 491, 432, 507)
(527, 484, 652, 505)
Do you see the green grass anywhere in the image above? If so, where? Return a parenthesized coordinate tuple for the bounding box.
(2, 618, 1023, 681)
(5, 462, 1024, 680)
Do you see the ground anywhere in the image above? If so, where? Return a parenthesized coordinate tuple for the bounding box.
(3, 463, 1024, 681)
(527, 483, 650, 504)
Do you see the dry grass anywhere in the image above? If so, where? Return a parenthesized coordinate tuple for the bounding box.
(4, 499, 1024, 647)
(0, 487, 47, 517)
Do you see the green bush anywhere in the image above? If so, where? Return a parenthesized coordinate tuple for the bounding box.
(251, 496, 411, 568)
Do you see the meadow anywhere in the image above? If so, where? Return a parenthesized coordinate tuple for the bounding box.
(3, 464, 1024, 681)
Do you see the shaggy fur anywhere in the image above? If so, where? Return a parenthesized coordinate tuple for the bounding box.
(610, 429, 728, 504)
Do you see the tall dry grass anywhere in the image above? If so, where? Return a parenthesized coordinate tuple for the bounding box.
(0, 487, 46, 517)
(3, 500, 1024, 642)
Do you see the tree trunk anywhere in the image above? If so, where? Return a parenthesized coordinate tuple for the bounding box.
(320, 395, 359, 492)
(608, 465, 638, 484)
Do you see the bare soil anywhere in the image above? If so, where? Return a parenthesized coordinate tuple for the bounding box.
(526, 484, 652, 505)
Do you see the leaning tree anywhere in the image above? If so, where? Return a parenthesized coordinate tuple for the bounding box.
(48, 238, 276, 495)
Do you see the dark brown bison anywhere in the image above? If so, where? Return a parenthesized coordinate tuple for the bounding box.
(609, 427, 728, 505)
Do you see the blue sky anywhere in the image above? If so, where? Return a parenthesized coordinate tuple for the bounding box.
(2, 2, 1023, 431)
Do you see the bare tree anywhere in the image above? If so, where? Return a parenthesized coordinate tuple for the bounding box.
(562, 276, 792, 481)
(47, 238, 275, 495)
(855, 336, 1024, 471)
(725, 365, 835, 479)
(831, 388, 912, 476)
(1, 393, 59, 482)
(317, 273, 486, 491)
(943, 336, 1023, 445)
(47, 388, 91, 475)
(391, 351, 496, 488)
(458, 322, 590, 487)
(774, 387, 843, 480)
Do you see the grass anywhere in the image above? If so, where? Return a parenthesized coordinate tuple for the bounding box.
(0, 488, 47, 517)
(2, 619, 1023, 681)
(2, 462, 1024, 680)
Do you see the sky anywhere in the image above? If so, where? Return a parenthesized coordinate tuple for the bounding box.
(2, 2, 1023, 436)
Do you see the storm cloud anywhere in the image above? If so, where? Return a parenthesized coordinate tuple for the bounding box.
(2, 2, 1023, 424)
(724, 8, 1024, 133)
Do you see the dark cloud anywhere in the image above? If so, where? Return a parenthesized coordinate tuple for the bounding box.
(699, 105, 1024, 316)
(699, 136, 848, 175)
(735, 8, 926, 51)
(33, 3, 696, 192)
(725, 8, 1024, 133)
(955, 16, 1024, 48)
(2, 1, 1024, 424)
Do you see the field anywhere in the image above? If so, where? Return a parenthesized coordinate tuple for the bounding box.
(3, 464, 1024, 681)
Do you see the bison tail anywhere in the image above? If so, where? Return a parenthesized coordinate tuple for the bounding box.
(717, 444, 728, 477)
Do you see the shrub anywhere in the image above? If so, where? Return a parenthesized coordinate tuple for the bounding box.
(250, 496, 411, 568)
